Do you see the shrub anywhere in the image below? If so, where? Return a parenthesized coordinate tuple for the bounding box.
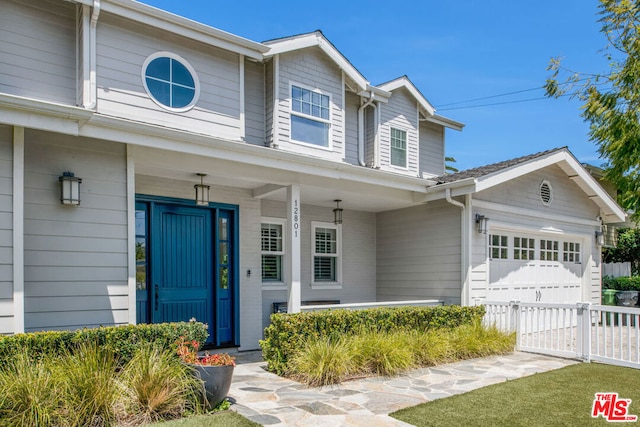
(288, 323, 515, 386)
(0, 351, 64, 426)
(56, 343, 120, 427)
(289, 337, 356, 386)
(260, 305, 485, 375)
(117, 345, 204, 425)
(602, 275, 640, 291)
(352, 331, 414, 377)
(0, 321, 208, 367)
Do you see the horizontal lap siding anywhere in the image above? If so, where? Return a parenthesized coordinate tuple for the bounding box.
(260, 200, 376, 330)
(276, 48, 344, 161)
(379, 88, 419, 176)
(0, 0, 76, 105)
(23, 130, 128, 332)
(344, 91, 360, 165)
(244, 59, 265, 146)
(96, 14, 241, 140)
(377, 200, 461, 304)
(0, 126, 13, 333)
(419, 121, 445, 177)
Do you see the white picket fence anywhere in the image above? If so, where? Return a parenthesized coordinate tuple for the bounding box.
(603, 262, 631, 277)
(484, 301, 640, 369)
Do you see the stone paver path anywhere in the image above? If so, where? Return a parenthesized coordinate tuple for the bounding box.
(228, 351, 577, 426)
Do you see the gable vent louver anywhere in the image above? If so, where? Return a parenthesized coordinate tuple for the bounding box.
(540, 180, 552, 206)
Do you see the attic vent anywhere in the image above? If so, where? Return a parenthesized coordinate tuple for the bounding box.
(540, 180, 553, 206)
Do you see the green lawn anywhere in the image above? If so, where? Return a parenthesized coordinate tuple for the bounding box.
(148, 411, 260, 427)
(390, 363, 640, 426)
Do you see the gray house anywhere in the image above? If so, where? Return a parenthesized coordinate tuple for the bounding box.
(0, 0, 625, 349)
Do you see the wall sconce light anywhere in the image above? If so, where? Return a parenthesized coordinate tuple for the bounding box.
(59, 171, 81, 205)
(194, 173, 210, 206)
(333, 199, 343, 225)
(595, 230, 604, 246)
(475, 214, 489, 234)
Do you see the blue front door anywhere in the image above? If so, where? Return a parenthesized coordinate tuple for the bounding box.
(137, 199, 237, 346)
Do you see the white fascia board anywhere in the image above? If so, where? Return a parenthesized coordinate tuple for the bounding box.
(474, 150, 626, 222)
(99, 0, 267, 60)
(425, 114, 465, 131)
(0, 93, 94, 135)
(264, 33, 368, 92)
(378, 77, 435, 116)
(80, 114, 430, 193)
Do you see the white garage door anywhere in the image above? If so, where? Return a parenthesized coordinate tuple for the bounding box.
(487, 232, 584, 303)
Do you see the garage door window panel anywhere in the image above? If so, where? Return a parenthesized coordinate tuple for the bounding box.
(490, 235, 509, 260)
(540, 240, 559, 261)
(514, 237, 535, 260)
(563, 242, 581, 263)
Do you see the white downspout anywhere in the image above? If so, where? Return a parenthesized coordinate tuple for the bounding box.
(357, 93, 375, 166)
(374, 103, 380, 168)
(445, 189, 468, 306)
(86, 0, 100, 109)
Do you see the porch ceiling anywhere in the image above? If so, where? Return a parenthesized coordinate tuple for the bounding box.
(133, 146, 424, 212)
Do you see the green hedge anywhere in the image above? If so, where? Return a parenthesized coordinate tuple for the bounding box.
(260, 305, 485, 375)
(0, 321, 208, 366)
(602, 276, 640, 291)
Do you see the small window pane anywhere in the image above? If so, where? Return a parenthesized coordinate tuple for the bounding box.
(146, 78, 170, 105)
(171, 59, 194, 87)
(146, 57, 171, 80)
(314, 257, 336, 281)
(172, 86, 195, 109)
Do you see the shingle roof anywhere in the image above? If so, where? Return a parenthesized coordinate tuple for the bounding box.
(434, 147, 568, 184)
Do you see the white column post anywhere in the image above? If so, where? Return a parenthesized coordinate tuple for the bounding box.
(126, 145, 136, 324)
(286, 185, 301, 313)
(13, 126, 24, 333)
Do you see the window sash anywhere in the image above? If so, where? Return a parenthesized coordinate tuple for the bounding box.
(312, 223, 340, 283)
(390, 128, 407, 167)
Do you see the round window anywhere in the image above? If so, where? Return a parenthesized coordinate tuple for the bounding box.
(142, 52, 199, 112)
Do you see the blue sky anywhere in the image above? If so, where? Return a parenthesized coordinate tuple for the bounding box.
(139, 0, 608, 171)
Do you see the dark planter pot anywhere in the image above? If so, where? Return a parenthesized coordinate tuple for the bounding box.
(615, 290, 640, 307)
(190, 364, 234, 409)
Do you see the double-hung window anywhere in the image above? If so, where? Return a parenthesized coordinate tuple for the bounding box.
(312, 222, 341, 285)
(261, 219, 285, 284)
(290, 85, 331, 147)
(390, 128, 407, 168)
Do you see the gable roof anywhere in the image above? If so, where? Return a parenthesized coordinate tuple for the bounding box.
(377, 76, 464, 130)
(263, 31, 368, 92)
(422, 147, 626, 223)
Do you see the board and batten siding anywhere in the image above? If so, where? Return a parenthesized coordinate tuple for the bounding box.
(377, 200, 462, 305)
(135, 175, 263, 350)
(0, 0, 76, 105)
(23, 130, 128, 331)
(419, 121, 445, 177)
(96, 13, 242, 141)
(344, 91, 360, 165)
(0, 126, 13, 334)
(378, 88, 419, 177)
(275, 48, 344, 162)
(260, 199, 376, 330)
(244, 58, 265, 146)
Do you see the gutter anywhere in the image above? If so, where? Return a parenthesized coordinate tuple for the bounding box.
(445, 188, 469, 306)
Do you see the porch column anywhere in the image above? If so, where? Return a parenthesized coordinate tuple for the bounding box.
(286, 185, 301, 313)
(13, 126, 24, 333)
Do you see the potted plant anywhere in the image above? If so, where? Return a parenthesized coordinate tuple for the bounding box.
(176, 337, 236, 409)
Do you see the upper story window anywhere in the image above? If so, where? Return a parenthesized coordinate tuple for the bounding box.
(261, 219, 285, 284)
(142, 52, 200, 112)
(390, 128, 407, 168)
(290, 84, 330, 147)
(312, 221, 341, 285)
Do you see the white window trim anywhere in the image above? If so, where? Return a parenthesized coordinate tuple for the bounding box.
(289, 81, 333, 151)
(141, 51, 200, 113)
(389, 126, 408, 170)
(261, 217, 287, 290)
(311, 221, 342, 289)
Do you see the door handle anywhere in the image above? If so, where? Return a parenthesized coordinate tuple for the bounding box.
(155, 284, 159, 311)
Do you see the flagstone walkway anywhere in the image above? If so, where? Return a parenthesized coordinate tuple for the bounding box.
(228, 351, 577, 426)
